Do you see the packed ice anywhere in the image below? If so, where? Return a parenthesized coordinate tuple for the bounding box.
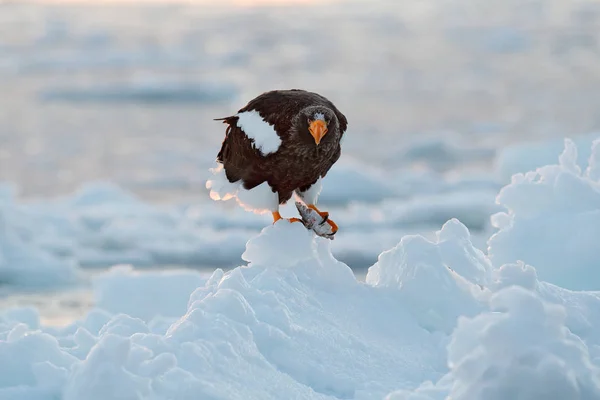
(489, 138, 600, 290)
(1, 139, 600, 399)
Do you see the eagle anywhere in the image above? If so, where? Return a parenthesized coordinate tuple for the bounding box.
(206, 89, 348, 236)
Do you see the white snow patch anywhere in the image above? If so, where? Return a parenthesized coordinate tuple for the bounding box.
(366, 219, 489, 333)
(390, 286, 600, 400)
(242, 221, 318, 269)
(490, 261, 539, 292)
(236, 110, 282, 155)
(0, 222, 455, 399)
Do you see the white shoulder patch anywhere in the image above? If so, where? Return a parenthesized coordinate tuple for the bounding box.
(236, 110, 282, 156)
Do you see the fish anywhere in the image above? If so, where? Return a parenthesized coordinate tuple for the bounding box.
(295, 201, 336, 240)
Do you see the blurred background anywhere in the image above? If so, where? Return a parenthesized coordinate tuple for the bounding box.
(2, 0, 600, 323)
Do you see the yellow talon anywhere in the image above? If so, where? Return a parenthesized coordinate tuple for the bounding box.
(307, 204, 338, 233)
(272, 211, 301, 224)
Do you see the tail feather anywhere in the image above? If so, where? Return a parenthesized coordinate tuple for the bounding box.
(205, 164, 241, 201)
(215, 116, 238, 163)
(213, 116, 238, 123)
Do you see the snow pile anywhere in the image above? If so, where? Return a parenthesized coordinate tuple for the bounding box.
(366, 219, 489, 333)
(1, 138, 600, 399)
(2, 213, 600, 399)
(0, 221, 455, 399)
(489, 138, 600, 290)
(386, 138, 600, 399)
(445, 286, 600, 400)
(389, 284, 600, 400)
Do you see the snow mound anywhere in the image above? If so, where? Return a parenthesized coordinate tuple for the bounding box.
(489, 138, 600, 290)
(0, 222, 463, 399)
(389, 286, 600, 400)
(367, 219, 489, 333)
(2, 199, 600, 398)
(448, 286, 600, 400)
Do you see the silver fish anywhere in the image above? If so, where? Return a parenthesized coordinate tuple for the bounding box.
(295, 201, 336, 240)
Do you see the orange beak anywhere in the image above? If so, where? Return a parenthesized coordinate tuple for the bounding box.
(309, 120, 328, 145)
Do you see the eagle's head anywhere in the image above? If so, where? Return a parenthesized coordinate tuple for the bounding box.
(294, 106, 339, 146)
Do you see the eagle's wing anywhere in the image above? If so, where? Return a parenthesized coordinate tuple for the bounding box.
(213, 116, 264, 185)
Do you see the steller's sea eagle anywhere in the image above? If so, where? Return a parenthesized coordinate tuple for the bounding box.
(206, 89, 348, 238)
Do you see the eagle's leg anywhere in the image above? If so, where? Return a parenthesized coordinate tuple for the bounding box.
(295, 178, 338, 234)
(272, 211, 302, 224)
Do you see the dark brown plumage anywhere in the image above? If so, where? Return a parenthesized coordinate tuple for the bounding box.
(215, 89, 347, 204)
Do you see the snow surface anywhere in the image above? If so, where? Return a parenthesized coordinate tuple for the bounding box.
(489, 138, 600, 290)
(2, 139, 600, 398)
(235, 110, 282, 156)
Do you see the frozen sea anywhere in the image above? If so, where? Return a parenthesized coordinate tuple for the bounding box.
(2, 0, 600, 351)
